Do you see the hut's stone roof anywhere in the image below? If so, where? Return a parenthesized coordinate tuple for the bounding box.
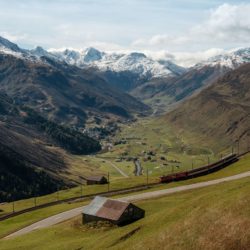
(83, 196, 130, 221)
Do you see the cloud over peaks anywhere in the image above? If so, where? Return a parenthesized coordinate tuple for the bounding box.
(132, 3, 250, 51)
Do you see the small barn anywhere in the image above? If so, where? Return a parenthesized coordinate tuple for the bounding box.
(82, 196, 145, 226)
(85, 176, 108, 185)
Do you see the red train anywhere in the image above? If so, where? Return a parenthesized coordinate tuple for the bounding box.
(160, 154, 238, 183)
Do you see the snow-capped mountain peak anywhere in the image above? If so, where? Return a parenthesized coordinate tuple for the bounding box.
(44, 48, 177, 78)
(31, 46, 51, 57)
(128, 52, 147, 59)
(0, 36, 184, 79)
(0, 36, 23, 53)
(0, 36, 27, 58)
(195, 48, 250, 69)
(83, 47, 103, 63)
(158, 59, 187, 75)
(100, 51, 172, 77)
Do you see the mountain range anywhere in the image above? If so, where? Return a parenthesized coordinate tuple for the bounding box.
(1, 36, 250, 113)
(0, 37, 150, 130)
(0, 35, 250, 201)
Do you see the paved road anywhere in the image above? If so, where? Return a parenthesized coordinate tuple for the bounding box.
(5, 171, 250, 239)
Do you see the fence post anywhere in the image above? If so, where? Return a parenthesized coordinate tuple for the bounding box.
(107, 172, 110, 192)
(81, 184, 83, 198)
(146, 167, 149, 186)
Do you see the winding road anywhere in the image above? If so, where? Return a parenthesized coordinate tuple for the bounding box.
(4, 171, 250, 239)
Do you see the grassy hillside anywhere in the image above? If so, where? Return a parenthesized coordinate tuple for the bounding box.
(1, 175, 249, 249)
(164, 63, 250, 152)
(0, 153, 249, 240)
(0, 93, 102, 202)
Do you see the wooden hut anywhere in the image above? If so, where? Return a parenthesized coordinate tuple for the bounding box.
(85, 176, 108, 185)
(82, 196, 145, 225)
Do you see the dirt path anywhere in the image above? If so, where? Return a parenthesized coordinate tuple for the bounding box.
(4, 171, 250, 239)
(93, 156, 129, 178)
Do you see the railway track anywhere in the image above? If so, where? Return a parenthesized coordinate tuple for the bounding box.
(0, 183, 159, 222)
(5, 170, 250, 239)
(160, 154, 239, 183)
(0, 151, 249, 222)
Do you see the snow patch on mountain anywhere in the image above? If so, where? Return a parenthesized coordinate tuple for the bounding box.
(47, 48, 177, 78)
(0, 37, 49, 64)
(1, 35, 250, 79)
(94, 52, 172, 77)
(195, 48, 250, 69)
(0, 36, 26, 58)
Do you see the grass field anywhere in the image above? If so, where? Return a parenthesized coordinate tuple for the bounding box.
(0, 111, 248, 244)
(0, 153, 249, 242)
(1, 116, 239, 219)
(99, 117, 242, 177)
(0, 175, 158, 217)
(1, 175, 249, 250)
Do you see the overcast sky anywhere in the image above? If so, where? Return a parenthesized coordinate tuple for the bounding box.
(0, 0, 249, 66)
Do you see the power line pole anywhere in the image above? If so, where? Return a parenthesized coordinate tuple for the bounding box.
(146, 167, 149, 186)
(57, 188, 59, 201)
(80, 184, 83, 198)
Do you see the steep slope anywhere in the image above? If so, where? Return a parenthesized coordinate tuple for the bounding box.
(0, 36, 25, 54)
(0, 93, 101, 202)
(131, 65, 228, 113)
(0, 93, 65, 201)
(164, 63, 250, 151)
(0, 53, 149, 128)
(131, 48, 250, 113)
